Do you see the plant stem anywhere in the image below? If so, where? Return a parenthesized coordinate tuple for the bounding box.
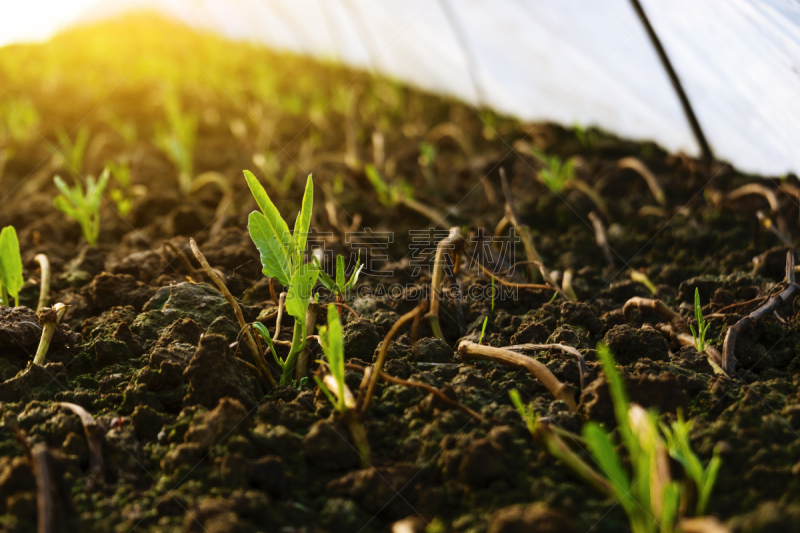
(426, 227, 460, 341)
(361, 303, 426, 414)
(190, 238, 276, 388)
(343, 410, 371, 467)
(537, 418, 611, 495)
(35, 254, 51, 312)
(282, 320, 306, 385)
(33, 303, 67, 365)
(297, 304, 318, 382)
(458, 340, 577, 412)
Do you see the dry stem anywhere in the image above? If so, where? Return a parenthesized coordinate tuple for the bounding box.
(362, 302, 427, 414)
(34, 254, 50, 312)
(458, 340, 577, 412)
(189, 238, 276, 388)
(426, 227, 460, 340)
(57, 402, 104, 477)
(33, 303, 67, 366)
(505, 343, 588, 390)
(722, 250, 797, 375)
(346, 363, 483, 422)
(618, 157, 666, 206)
(32, 443, 54, 533)
(588, 211, 614, 268)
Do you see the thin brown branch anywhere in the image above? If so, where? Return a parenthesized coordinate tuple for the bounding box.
(505, 343, 588, 390)
(57, 402, 104, 477)
(622, 297, 686, 332)
(618, 157, 666, 206)
(361, 302, 427, 415)
(32, 443, 54, 533)
(347, 363, 483, 423)
(588, 211, 614, 269)
(723, 250, 797, 375)
(473, 261, 556, 291)
(458, 340, 577, 412)
(426, 227, 461, 340)
(189, 238, 276, 388)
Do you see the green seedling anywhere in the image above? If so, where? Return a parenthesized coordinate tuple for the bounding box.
(253, 152, 296, 197)
(246, 169, 319, 385)
(314, 304, 371, 464)
(531, 147, 608, 217)
(57, 126, 90, 177)
(0, 226, 23, 307)
(155, 89, 197, 194)
(531, 147, 575, 193)
(512, 343, 721, 533)
(478, 277, 495, 344)
(661, 411, 721, 516)
(106, 160, 135, 215)
(364, 163, 412, 207)
(690, 288, 710, 352)
(53, 169, 109, 246)
(364, 163, 449, 227)
(314, 253, 363, 302)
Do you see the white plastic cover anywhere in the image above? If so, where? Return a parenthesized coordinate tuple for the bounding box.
(4, 0, 800, 176)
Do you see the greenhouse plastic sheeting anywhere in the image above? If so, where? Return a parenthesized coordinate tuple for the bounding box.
(4, 0, 800, 176)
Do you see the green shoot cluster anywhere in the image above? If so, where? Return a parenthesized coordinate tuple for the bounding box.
(53, 169, 109, 246)
(246, 169, 319, 385)
(511, 343, 721, 533)
(690, 288, 710, 352)
(531, 147, 575, 193)
(315, 304, 349, 413)
(315, 253, 362, 301)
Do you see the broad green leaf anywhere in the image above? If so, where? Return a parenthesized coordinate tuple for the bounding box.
(244, 170, 292, 261)
(0, 226, 23, 305)
(248, 211, 291, 286)
(293, 175, 313, 263)
(335, 254, 345, 289)
(583, 422, 634, 511)
(284, 263, 319, 321)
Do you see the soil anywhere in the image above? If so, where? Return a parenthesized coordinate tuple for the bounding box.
(1, 15, 800, 533)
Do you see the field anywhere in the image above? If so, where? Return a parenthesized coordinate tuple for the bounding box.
(0, 14, 798, 533)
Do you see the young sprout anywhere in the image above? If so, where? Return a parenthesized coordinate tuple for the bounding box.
(106, 160, 135, 215)
(252, 152, 296, 197)
(314, 304, 371, 464)
(53, 169, 109, 246)
(56, 126, 90, 177)
(314, 253, 363, 302)
(690, 288, 710, 352)
(530, 148, 608, 217)
(512, 342, 722, 533)
(478, 277, 494, 344)
(660, 411, 722, 516)
(245, 169, 319, 385)
(531, 147, 575, 193)
(364, 164, 449, 228)
(33, 303, 67, 365)
(154, 89, 197, 194)
(0, 225, 23, 307)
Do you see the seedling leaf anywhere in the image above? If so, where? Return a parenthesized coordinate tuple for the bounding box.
(245, 169, 293, 264)
(0, 226, 23, 306)
(285, 263, 319, 321)
(292, 174, 313, 261)
(248, 211, 292, 286)
(336, 254, 345, 289)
